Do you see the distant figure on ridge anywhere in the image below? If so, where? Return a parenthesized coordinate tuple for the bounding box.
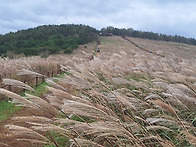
(97, 47, 100, 53)
(96, 47, 100, 56)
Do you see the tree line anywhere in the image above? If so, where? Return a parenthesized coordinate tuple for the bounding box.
(0, 24, 98, 58)
(100, 26, 196, 45)
(0, 24, 196, 58)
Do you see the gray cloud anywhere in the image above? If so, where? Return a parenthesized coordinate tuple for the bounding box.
(0, 0, 196, 38)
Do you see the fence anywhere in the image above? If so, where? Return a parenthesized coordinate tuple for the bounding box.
(122, 36, 165, 57)
(0, 64, 63, 100)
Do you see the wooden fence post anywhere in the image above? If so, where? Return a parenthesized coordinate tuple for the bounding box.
(8, 85, 12, 91)
(42, 76, 45, 83)
(57, 64, 61, 75)
(23, 79, 26, 92)
(36, 76, 39, 86)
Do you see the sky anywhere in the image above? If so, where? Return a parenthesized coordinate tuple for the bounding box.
(0, 0, 196, 38)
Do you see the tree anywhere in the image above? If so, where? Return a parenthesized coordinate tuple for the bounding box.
(0, 24, 98, 56)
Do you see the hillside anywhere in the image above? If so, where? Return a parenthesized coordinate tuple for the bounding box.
(1, 24, 196, 59)
(0, 24, 98, 57)
(0, 36, 196, 147)
(100, 26, 196, 46)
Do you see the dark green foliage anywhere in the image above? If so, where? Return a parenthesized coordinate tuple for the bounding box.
(100, 26, 196, 45)
(0, 24, 98, 57)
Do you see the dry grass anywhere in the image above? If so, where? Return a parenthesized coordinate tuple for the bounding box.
(0, 36, 196, 146)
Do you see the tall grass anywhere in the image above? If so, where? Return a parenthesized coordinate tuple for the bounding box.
(0, 36, 196, 146)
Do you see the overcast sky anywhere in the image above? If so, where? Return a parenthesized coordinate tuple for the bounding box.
(0, 0, 196, 38)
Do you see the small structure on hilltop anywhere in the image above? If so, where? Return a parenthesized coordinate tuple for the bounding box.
(99, 32, 113, 36)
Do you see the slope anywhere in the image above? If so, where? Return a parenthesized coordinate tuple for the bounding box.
(0, 36, 195, 147)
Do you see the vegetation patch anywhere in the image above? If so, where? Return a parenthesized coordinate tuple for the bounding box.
(0, 24, 98, 57)
(0, 98, 21, 122)
(71, 115, 95, 123)
(43, 132, 70, 147)
(126, 73, 151, 82)
(26, 81, 49, 97)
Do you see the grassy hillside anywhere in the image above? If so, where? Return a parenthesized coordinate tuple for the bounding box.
(0, 24, 98, 57)
(101, 26, 196, 46)
(0, 36, 196, 146)
(1, 24, 196, 59)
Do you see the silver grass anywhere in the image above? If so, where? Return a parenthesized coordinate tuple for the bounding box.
(60, 77, 90, 90)
(2, 78, 34, 92)
(179, 121, 196, 130)
(46, 79, 67, 91)
(142, 109, 160, 116)
(5, 125, 49, 142)
(161, 92, 187, 109)
(0, 143, 9, 147)
(54, 118, 87, 125)
(148, 100, 178, 115)
(17, 69, 44, 77)
(84, 126, 133, 139)
(60, 65, 70, 72)
(87, 90, 111, 105)
(57, 119, 128, 137)
(70, 138, 104, 147)
(54, 118, 91, 132)
(139, 135, 175, 147)
(183, 131, 196, 146)
(72, 121, 137, 140)
(80, 70, 103, 86)
(127, 97, 150, 111)
(46, 95, 64, 105)
(100, 65, 113, 83)
(112, 77, 131, 85)
(2, 37, 195, 146)
(30, 123, 69, 134)
(67, 95, 92, 105)
(146, 118, 177, 126)
(46, 87, 91, 105)
(25, 93, 57, 114)
(175, 83, 196, 97)
(113, 91, 136, 111)
(155, 82, 196, 107)
(61, 100, 118, 121)
(146, 125, 173, 132)
(134, 116, 148, 124)
(95, 132, 131, 140)
(144, 93, 163, 101)
(11, 116, 52, 123)
(16, 139, 50, 145)
(46, 86, 72, 99)
(0, 88, 36, 108)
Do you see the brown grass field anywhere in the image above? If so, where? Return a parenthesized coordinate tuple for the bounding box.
(0, 36, 195, 147)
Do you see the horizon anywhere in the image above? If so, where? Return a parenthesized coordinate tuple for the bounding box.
(0, 0, 196, 39)
(1, 23, 195, 40)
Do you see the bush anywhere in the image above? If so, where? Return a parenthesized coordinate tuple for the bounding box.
(64, 47, 73, 54)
